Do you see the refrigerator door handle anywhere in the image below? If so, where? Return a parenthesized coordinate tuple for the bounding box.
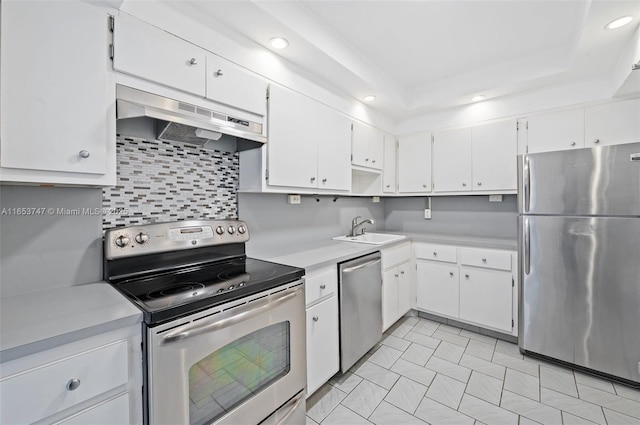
(524, 156, 531, 212)
(524, 217, 531, 275)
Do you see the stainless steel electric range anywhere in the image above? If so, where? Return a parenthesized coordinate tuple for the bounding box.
(104, 220, 306, 425)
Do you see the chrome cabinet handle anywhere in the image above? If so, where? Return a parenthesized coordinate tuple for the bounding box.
(310, 177, 316, 182)
(400, 270, 405, 275)
(477, 182, 482, 186)
(594, 139, 600, 144)
(423, 184, 427, 188)
(433, 252, 438, 256)
(320, 284, 326, 289)
(462, 182, 467, 187)
(66, 378, 81, 391)
(386, 185, 391, 188)
(394, 274, 399, 278)
(372, 159, 376, 163)
(365, 158, 370, 162)
(189, 58, 198, 65)
(312, 316, 319, 322)
(78, 150, 90, 159)
(482, 258, 487, 263)
(214, 69, 223, 76)
(465, 274, 470, 279)
(322, 178, 327, 183)
(570, 141, 576, 146)
(449, 272, 454, 277)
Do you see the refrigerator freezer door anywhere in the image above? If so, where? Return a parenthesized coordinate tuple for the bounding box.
(518, 142, 640, 216)
(520, 215, 640, 384)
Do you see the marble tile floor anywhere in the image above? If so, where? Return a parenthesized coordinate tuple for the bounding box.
(306, 316, 640, 425)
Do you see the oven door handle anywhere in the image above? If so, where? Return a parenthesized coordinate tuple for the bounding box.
(160, 286, 303, 345)
(275, 391, 305, 425)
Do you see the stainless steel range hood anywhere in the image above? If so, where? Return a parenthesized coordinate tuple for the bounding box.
(116, 85, 266, 151)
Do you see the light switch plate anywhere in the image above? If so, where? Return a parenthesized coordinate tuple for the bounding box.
(424, 209, 431, 219)
(489, 195, 503, 202)
(372, 196, 380, 203)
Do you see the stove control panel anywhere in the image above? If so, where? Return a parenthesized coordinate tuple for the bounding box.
(104, 220, 250, 260)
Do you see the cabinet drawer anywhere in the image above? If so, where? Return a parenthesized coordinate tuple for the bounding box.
(459, 248, 512, 271)
(56, 392, 130, 425)
(305, 266, 338, 306)
(1, 341, 128, 424)
(414, 243, 457, 263)
(382, 242, 411, 270)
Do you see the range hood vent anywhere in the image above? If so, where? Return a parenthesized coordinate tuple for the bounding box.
(116, 85, 266, 152)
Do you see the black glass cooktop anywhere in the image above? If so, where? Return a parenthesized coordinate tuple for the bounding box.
(111, 256, 304, 325)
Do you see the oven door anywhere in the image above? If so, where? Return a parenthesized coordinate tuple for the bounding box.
(147, 282, 306, 425)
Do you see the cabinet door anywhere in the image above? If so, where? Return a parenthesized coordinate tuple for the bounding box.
(113, 13, 205, 96)
(584, 99, 640, 147)
(352, 122, 384, 169)
(316, 105, 352, 191)
(397, 263, 412, 318)
(267, 86, 318, 188)
(459, 267, 512, 332)
(306, 297, 339, 396)
(416, 261, 459, 318)
(382, 268, 399, 331)
(382, 134, 397, 193)
(206, 54, 267, 116)
(1, 1, 109, 175)
(433, 128, 472, 192)
(472, 120, 517, 191)
(526, 109, 584, 153)
(398, 134, 432, 193)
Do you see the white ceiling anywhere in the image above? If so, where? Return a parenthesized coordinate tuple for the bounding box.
(167, 0, 640, 120)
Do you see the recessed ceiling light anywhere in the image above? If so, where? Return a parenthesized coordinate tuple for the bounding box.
(605, 15, 633, 30)
(471, 95, 486, 102)
(270, 37, 289, 49)
(363, 95, 376, 102)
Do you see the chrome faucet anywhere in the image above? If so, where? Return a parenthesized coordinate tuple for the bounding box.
(349, 216, 374, 237)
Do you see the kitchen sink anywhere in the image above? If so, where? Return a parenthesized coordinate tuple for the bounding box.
(332, 232, 406, 245)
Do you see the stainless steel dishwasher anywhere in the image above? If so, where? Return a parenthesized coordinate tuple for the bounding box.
(339, 251, 383, 372)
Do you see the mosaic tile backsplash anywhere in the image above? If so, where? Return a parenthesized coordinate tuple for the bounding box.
(102, 136, 239, 229)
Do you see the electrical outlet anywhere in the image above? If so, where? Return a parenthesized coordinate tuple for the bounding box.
(424, 209, 431, 219)
(372, 196, 380, 203)
(287, 194, 301, 204)
(489, 195, 503, 202)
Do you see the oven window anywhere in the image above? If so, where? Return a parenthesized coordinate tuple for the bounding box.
(188, 321, 291, 425)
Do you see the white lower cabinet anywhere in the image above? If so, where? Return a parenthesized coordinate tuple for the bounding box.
(381, 242, 412, 331)
(304, 265, 339, 397)
(0, 325, 142, 424)
(415, 242, 517, 336)
(416, 261, 459, 318)
(459, 267, 513, 333)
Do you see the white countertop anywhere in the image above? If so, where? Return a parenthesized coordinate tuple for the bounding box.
(249, 231, 517, 270)
(0, 282, 142, 362)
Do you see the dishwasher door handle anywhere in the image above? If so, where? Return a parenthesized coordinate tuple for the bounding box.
(342, 258, 381, 274)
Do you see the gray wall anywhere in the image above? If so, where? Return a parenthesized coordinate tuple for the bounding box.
(0, 186, 104, 298)
(384, 195, 518, 238)
(238, 193, 385, 255)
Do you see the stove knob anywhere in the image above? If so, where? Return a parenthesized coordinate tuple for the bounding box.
(215, 226, 225, 235)
(238, 282, 246, 287)
(134, 232, 149, 244)
(227, 226, 236, 234)
(114, 235, 130, 248)
(237, 225, 246, 234)
(217, 288, 224, 293)
(228, 285, 235, 290)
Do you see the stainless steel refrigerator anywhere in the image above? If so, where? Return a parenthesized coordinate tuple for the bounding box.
(518, 142, 640, 387)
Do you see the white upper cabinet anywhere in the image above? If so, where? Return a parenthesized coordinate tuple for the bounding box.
(382, 134, 397, 193)
(352, 122, 384, 169)
(471, 120, 517, 191)
(526, 108, 584, 153)
(584, 99, 640, 147)
(0, 1, 113, 184)
(267, 86, 318, 189)
(267, 85, 351, 191)
(398, 134, 432, 193)
(205, 54, 267, 116)
(433, 128, 472, 192)
(113, 13, 206, 96)
(316, 104, 352, 191)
